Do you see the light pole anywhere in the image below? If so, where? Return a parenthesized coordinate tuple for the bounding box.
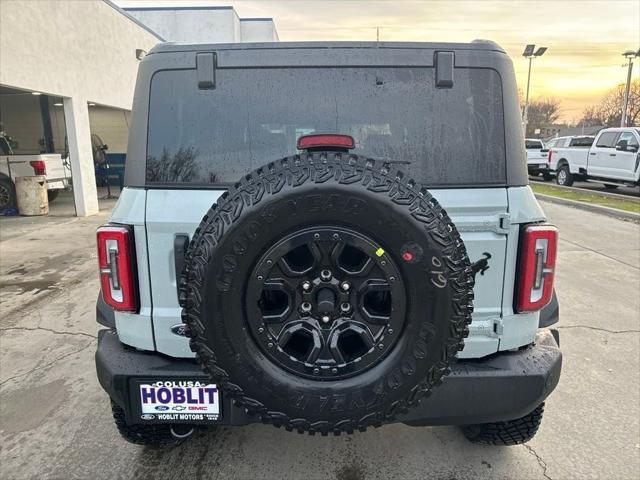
(621, 48, 640, 127)
(522, 44, 547, 136)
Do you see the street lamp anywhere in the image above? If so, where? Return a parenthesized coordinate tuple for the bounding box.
(522, 44, 547, 136)
(621, 48, 640, 127)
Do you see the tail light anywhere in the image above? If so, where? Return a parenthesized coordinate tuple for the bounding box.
(516, 224, 558, 312)
(97, 225, 138, 312)
(547, 150, 553, 164)
(297, 134, 355, 150)
(30, 160, 46, 175)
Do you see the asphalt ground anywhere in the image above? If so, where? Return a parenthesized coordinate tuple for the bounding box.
(1, 194, 639, 480)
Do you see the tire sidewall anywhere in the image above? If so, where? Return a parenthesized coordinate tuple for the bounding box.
(557, 166, 570, 186)
(183, 155, 473, 430)
(0, 178, 16, 209)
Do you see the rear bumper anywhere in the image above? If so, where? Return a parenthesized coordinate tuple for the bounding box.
(46, 178, 69, 190)
(527, 164, 550, 173)
(96, 329, 561, 427)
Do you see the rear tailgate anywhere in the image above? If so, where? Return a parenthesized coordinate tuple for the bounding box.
(40, 154, 69, 182)
(144, 188, 509, 359)
(526, 149, 548, 166)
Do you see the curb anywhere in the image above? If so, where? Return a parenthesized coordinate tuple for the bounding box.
(530, 179, 640, 202)
(535, 194, 640, 222)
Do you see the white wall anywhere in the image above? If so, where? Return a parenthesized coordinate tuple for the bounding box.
(0, 94, 43, 154)
(89, 107, 131, 154)
(0, 0, 160, 215)
(126, 7, 278, 44)
(0, 0, 160, 109)
(240, 19, 279, 42)
(126, 7, 239, 43)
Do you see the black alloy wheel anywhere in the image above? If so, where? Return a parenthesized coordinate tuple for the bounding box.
(247, 226, 406, 380)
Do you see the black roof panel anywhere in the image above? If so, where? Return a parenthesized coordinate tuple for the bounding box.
(149, 40, 505, 55)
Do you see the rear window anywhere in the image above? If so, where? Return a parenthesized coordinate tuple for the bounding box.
(525, 140, 543, 149)
(569, 137, 594, 147)
(146, 67, 506, 186)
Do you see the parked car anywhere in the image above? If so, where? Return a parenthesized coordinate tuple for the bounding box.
(525, 138, 551, 180)
(549, 128, 639, 188)
(0, 135, 71, 209)
(95, 40, 562, 448)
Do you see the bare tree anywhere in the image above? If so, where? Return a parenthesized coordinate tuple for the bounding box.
(578, 79, 640, 127)
(146, 147, 200, 183)
(524, 97, 562, 136)
(576, 105, 604, 127)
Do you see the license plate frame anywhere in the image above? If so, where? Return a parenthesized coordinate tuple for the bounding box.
(131, 378, 221, 424)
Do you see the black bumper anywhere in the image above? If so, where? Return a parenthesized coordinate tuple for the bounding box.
(528, 165, 550, 173)
(96, 329, 561, 427)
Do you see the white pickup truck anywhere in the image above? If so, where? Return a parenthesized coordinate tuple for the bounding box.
(549, 127, 640, 189)
(0, 136, 71, 210)
(525, 138, 552, 180)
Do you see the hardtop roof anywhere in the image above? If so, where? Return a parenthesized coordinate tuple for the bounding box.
(149, 40, 506, 55)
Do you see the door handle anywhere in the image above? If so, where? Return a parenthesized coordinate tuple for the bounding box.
(609, 153, 616, 157)
(589, 152, 596, 156)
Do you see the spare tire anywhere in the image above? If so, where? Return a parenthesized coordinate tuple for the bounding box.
(180, 153, 474, 435)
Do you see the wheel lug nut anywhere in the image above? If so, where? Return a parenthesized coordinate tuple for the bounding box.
(340, 302, 351, 313)
(341, 281, 350, 291)
(321, 315, 331, 324)
(302, 281, 311, 291)
(320, 269, 332, 281)
(301, 302, 312, 313)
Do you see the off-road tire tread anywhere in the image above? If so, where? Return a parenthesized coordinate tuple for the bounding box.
(179, 153, 474, 435)
(461, 403, 545, 445)
(0, 178, 16, 209)
(111, 401, 178, 448)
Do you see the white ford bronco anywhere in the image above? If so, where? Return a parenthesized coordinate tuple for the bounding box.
(95, 41, 562, 447)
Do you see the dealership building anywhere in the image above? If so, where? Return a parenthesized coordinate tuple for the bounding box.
(0, 1, 278, 216)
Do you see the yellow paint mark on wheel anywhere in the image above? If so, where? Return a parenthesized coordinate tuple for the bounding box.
(375, 247, 385, 257)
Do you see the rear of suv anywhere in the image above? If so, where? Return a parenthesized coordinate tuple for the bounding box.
(95, 41, 562, 447)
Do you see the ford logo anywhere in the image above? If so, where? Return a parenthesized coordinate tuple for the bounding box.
(155, 405, 170, 411)
(170, 324, 191, 337)
(141, 414, 155, 420)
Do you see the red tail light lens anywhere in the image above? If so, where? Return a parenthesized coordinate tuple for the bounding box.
(30, 160, 46, 175)
(97, 225, 138, 312)
(297, 134, 355, 150)
(547, 149, 553, 164)
(516, 224, 558, 312)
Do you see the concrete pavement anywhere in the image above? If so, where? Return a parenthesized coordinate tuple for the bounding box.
(1, 198, 638, 480)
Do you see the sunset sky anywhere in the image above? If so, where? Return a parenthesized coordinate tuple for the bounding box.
(117, 0, 640, 123)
